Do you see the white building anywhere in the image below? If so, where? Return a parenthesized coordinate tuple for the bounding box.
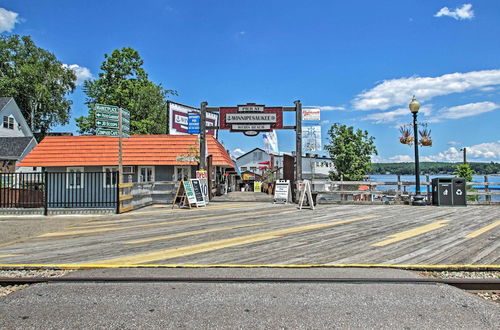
(0, 97, 38, 172)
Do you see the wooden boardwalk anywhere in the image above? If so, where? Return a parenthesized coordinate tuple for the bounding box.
(0, 201, 498, 267)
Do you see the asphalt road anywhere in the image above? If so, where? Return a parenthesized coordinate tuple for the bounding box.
(0, 268, 498, 329)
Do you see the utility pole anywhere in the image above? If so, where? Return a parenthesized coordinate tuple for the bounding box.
(199, 102, 207, 170)
(462, 147, 467, 164)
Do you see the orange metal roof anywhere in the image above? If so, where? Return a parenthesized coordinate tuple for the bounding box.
(18, 135, 235, 168)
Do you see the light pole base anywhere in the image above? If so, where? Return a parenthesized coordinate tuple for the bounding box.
(412, 194, 426, 206)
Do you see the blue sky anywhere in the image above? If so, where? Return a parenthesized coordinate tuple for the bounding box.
(1, 1, 499, 162)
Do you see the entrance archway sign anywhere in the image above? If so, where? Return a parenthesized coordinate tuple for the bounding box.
(199, 101, 303, 200)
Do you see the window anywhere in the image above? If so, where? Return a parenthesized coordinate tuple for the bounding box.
(103, 167, 118, 187)
(253, 151, 263, 161)
(240, 167, 247, 172)
(3, 116, 14, 129)
(250, 167, 257, 173)
(67, 167, 84, 189)
(139, 166, 155, 182)
(174, 166, 191, 181)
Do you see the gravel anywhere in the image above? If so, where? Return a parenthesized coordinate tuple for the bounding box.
(420, 271, 500, 303)
(0, 269, 73, 297)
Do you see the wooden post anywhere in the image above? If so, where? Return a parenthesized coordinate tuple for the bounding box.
(485, 175, 490, 204)
(199, 102, 207, 170)
(426, 174, 430, 204)
(397, 175, 401, 203)
(294, 100, 302, 202)
(118, 108, 123, 185)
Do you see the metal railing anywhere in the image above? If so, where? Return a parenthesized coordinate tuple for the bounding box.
(0, 172, 119, 213)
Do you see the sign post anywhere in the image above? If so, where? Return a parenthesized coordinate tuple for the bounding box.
(95, 104, 130, 184)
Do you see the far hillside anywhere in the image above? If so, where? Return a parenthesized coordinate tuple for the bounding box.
(370, 162, 500, 175)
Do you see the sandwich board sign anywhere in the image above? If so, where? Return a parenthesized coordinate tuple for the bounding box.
(172, 180, 198, 209)
(298, 180, 314, 210)
(274, 180, 292, 204)
(190, 179, 206, 207)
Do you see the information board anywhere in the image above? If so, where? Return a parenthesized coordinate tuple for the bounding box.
(190, 179, 206, 206)
(274, 180, 291, 204)
(199, 178, 209, 204)
(254, 181, 262, 192)
(183, 180, 197, 205)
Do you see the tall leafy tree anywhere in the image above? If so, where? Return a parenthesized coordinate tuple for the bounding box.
(0, 35, 77, 136)
(76, 47, 176, 135)
(324, 123, 378, 181)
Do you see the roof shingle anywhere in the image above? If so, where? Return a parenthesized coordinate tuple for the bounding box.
(18, 135, 235, 168)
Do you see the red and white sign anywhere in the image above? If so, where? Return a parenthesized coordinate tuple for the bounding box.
(302, 108, 320, 121)
(168, 101, 218, 137)
(196, 170, 208, 179)
(219, 107, 284, 131)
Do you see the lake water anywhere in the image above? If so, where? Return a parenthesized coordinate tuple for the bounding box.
(367, 174, 500, 202)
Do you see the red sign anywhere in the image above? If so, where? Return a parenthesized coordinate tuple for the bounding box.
(196, 170, 208, 179)
(219, 107, 284, 131)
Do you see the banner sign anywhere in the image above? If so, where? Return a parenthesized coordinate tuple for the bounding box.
(303, 126, 322, 152)
(303, 108, 320, 121)
(254, 181, 262, 192)
(168, 101, 218, 137)
(219, 103, 284, 136)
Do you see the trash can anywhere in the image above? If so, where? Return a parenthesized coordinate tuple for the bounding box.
(432, 178, 466, 206)
(452, 178, 467, 206)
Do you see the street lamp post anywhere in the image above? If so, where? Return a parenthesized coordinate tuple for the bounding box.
(409, 96, 426, 206)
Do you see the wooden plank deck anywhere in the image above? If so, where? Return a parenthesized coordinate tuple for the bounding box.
(0, 202, 498, 267)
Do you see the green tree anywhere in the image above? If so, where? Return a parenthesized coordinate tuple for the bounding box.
(454, 163, 475, 182)
(76, 47, 176, 135)
(0, 35, 77, 136)
(454, 163, 478, 201)
(324, 123, 378, 181)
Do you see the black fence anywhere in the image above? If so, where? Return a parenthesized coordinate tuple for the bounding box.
(0, 172, 119, 214)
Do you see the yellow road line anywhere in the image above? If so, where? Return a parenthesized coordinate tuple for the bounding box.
(90, 215, 377, 265)
(372, 220, 451, 247)
(465, 220, 500, 238)
(124, 223, 265, 244)
(1, 263, 499, 270)
(38, 208, 293, 238)
(0, 254, 21, 259)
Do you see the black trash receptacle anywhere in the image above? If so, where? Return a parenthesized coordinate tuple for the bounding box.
(432, 178, 453, 206)
(452, 178, 467, 206)
(432, 177, 467, 206)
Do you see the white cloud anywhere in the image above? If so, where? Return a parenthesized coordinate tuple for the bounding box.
(362, 106, 432, 124)
(434, 4, 474, 20)
(353, 69, 500, 111)
(321, 120, 330, 125)
(429, 102, 499, 122)
(0, 8, 20, 33)
(63, 64, 93, 85)
(306, 105, 345, 111)
(421, 141, 500, 162)
(232, 148, 246, 158)
(447, 141, 462, 146)
(372, 154, 413, 163)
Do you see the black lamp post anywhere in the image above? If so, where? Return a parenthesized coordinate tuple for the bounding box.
(409, 96, 426, 206)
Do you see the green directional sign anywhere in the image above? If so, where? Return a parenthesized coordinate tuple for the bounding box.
(95, 104, 119, 114)
(96, 119, 119, 129)
(96, 112, 119, 121)
(96, 128, 119, 136)
(122, 109, 130, 119)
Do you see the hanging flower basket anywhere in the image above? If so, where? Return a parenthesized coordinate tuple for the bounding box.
(419, 129, 432, 147)
(399, 126, 413, 145)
